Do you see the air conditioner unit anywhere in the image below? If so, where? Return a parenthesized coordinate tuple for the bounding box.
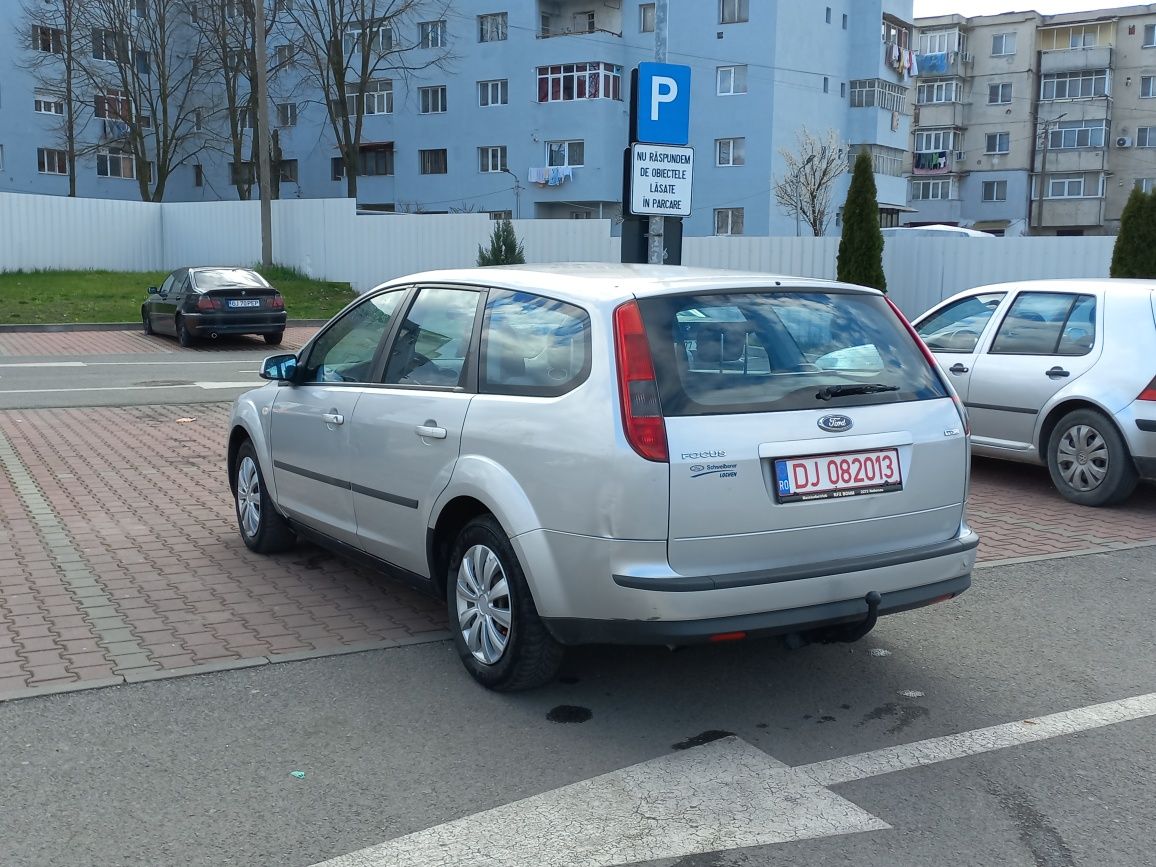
(1116, 136, 1132, 148)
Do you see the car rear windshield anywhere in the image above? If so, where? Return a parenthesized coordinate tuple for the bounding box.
(637, 290, 948, 416)
(192, 269, 268, 290)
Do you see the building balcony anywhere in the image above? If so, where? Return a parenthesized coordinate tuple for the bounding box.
(912, 150, 963, 176)
(1034, 196, 1103, 228)
(1040, 46, 1113, 74)
(913, 102, 966, 130)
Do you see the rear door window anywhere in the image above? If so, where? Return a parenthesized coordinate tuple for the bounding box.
(989, 292, 1095, 356)
(916, 292, 1006, 352)
(638, 290, 948, 416)
(480, 289, 591, 396)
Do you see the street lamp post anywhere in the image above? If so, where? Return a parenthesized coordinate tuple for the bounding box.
(500, 168, 522, 219)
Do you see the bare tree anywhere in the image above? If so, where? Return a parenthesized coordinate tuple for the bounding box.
(66, 0, 213, 201)
(18, 0, 85, 196)
(773, 128, 846, 237)
(276, 0, 451, 201)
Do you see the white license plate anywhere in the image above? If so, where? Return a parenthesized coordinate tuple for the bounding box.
(228, 299, 261, 308)
(774, 448, 902, 502)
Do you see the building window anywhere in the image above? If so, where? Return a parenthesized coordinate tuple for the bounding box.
(546, 139, 583, 167)
(714, 207, 744, 235)
(344, 21, 394, 55)
(985, 132, 1010, 154)
(135, 49, 150, 75)
(719, 0, 748, 24)
(479, 79, 508, 107)
(418, 20, 447, 49)
(37, 147, 67, 174)
(419, 86, 447, 114)
(536, 63, 622, 102)
(276, 102, 297, 127)
(1145, 24, 1155, 47)
(279, 159, 298, 183)
(910, 178, 953, 200)
(1045, 119, 1107, 149)
(982, 180, 1007, 202)
(640, 3, 655, 32)
(34, 25, 64, 54)
(1142, 76, 1156, 98)
(1033, 173, 1104, 198)
(478, 12, 507, 42)
(194, 164, 204, 187)
(849, 78, 907, 112)
(1040, 70, 1108, 100)
(715, 137, 745, 166)
(915, 129, 956, 153)
(97, 147, 135, 178)
(34, 93, 64, 114)
(849, 144, 905, 177)
(917, 79, 958, 104)
(823, 76, 829, 93)
(842, 13, 848, 29)
(489, 210, 513, 220)
(360, 144, 394, 176)
(274, 44, 296, 66)
(479, 145, 507, 173)
(331, 157, 345, 180)
(919, 29, 965, 55)
(825, 7, 831, 24)
(230, 161, 255, 184)
(992, 32, 1016, 55)
(94, 89, 130, 119)
(1137, 127, 1155, 147)
(716, 65, 747, 95)
(420, 148, 448, 174)
(1136, 178, 1155, 193)
(91, 28, 125, 62)
(988, 82, 1012, 104)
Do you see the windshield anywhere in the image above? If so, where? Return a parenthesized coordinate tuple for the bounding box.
(192, 269, 269, 290)
(637, 290, 948, 416)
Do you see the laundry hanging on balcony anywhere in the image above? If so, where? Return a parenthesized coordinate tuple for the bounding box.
(918, 52, 949, 74)
(528, 166, 574, 186)
(913, 151, 949, 174)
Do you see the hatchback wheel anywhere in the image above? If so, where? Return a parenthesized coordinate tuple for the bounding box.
(176, 316, 194, 348)
(447, 515, 563, 691)
(1047, 409, 1138, 507)
(234, 441, 296, 553)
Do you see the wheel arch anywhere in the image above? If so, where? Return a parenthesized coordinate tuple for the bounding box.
(427, 496, 495, 598)
(1037, 398, 1128, 458)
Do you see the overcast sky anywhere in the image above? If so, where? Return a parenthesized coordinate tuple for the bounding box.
(913, 0, 1133, 16)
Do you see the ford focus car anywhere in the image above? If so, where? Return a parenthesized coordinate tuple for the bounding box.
(227, 265, 977, 690)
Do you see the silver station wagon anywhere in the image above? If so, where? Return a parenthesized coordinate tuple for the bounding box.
(228, 265, 977, 690)
(916, 279, 1156, 506)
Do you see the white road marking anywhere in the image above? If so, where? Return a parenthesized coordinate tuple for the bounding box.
(799, 691, 1156, 786)
(311, 737, 888, 867)
(0, 360, 265, 367)
(0, 382, 260, 395)
(311, 692, 1156, 867)
(193, 381, 263, 389)
(0, 361, 88, 367)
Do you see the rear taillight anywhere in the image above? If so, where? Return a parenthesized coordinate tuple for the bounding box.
(269, 295, 285, 310)
(613, 300, 668, 462)
(195, 294, 220, 312)
(1139, 376, 1156, 401)
(886, 296, 970, 435)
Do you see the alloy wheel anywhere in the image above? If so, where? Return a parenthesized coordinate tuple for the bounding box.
(455, 544, 512, 665)
(236, 455, 262, 538)
(1055, 424, 1109, 492)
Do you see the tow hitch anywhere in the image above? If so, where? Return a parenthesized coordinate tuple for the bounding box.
(784, 590, 883, 648)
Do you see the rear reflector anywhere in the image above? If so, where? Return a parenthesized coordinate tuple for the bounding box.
(887, 296, 969, 435)
(1139, 376, 1156, 402)
(709, 632, 747, 642)
(613, 301, 668, 462)
(930, 593, 956, 605)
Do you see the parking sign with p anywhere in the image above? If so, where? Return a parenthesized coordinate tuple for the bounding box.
(636, 62, 691, 146)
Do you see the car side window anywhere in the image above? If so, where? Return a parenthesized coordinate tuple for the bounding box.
(480, 289, 592, 396)
(916, 292, 1006, 353)
(989, 292, 1092, 356)
(158, 274, 176, 296)
(383, 287, 480, 388)
(299, 290, 406, 384)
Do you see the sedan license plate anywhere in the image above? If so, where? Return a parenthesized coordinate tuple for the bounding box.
(228, 298, 261, 308)
(774, 448, 902, 503)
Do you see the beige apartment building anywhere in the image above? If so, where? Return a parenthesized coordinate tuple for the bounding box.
(905, 4, 1156, 235)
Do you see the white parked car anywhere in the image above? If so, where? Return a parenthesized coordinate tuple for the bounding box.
(916, 279, 1156, 506)
(228, 265, 976, 689)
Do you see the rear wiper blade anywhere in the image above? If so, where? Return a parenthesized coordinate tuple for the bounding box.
(816, 383, 900, 401)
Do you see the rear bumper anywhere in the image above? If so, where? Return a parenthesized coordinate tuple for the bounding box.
(543, 574, 970, 645)
(183, 312, 286, 336)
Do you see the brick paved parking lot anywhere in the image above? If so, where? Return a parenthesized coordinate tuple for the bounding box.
(1, 401, 1154, 700)
(0, 326, 318, 357)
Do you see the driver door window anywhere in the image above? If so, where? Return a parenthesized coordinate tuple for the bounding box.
(299, 290, 406, 383)
(916, 292, 1006, 353)
(158, 274, 176, 296)
(383, 287, 481, 388)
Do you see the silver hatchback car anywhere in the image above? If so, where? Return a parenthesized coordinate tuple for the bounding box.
(228, 265, 976, 690)
(915, 279, 1156, 506)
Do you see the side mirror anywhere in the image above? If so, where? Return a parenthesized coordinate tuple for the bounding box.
(260, 353, 299, 383)
(148, 286, 159, 295)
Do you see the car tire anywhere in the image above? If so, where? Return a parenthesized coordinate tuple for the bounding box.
(1046, 409, 1138, 507)
(142, 307, 154, 335)
(176, 316, 194, 348)
(264, 331, 284, 346)
(234, 440, 296, 554)
(447, 515, 563, 691)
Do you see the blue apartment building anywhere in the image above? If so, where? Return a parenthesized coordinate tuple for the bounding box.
(0, 0, 915, 236)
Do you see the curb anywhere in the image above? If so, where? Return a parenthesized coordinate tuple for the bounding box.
(0, 320, 329, 333)
(0, 631, 452, 704)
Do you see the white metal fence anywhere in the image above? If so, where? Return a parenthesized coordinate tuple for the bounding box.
(0, 192, 1119, 316)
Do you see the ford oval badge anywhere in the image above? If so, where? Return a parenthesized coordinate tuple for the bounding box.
(817, 414, 853, 433)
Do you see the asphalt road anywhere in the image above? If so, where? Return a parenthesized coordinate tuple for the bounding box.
(2, 547, 1153, 867)
(0, 352, 267, 409)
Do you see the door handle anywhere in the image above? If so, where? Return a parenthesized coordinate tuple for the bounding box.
(322, 412, 344, 425)
(1046, 366, 1070, 379)
(949, 363, 969, 374)
(415, 422, 447, 440)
